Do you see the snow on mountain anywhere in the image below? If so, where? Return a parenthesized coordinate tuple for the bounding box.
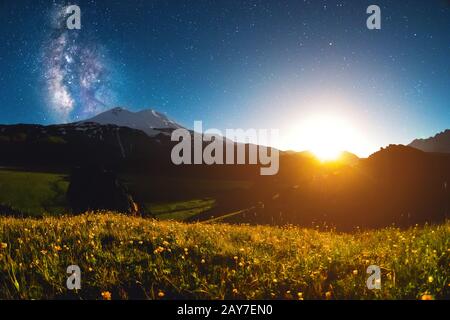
(79, 107, 184, 136)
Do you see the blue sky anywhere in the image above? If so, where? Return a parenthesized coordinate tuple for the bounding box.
(0, 0, 449, 155)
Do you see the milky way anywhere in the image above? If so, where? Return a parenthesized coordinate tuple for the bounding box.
(1, 0, 448, 149)
(42, 4, 115, 123)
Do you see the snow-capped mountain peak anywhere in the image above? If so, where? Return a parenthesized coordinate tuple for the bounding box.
(79, 107, 183, 136)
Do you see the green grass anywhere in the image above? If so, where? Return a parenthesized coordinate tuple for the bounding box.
(149, 198, 215, 221)
(0, 213, 448, 300)
(0, 170, 68, 216)
(0, 170, 215, 221)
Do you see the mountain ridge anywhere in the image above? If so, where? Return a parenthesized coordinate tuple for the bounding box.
(0, 121, 449, 228)
(78, 107, 184, 136)
(408, 129, 450, 153)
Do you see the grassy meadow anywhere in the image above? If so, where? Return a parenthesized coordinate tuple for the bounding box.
(0, 170, 68, 215)
(0, 213, 448, 300)
(0, 169, 216, 220)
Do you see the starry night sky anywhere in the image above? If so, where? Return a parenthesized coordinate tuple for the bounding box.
(0, 0, 449, 155)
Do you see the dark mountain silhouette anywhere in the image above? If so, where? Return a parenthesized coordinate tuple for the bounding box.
(205, 145, 450, 230)
(0, 122, 265, 178)
(339, 151, 360, 165)
(409, 129, 450, 153)
(0, 122, 173, 173)
(0, 119, 449, 230)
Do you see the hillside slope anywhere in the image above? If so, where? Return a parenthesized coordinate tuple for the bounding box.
(0, 213, 448, 300)
(409, 130, 450, 153)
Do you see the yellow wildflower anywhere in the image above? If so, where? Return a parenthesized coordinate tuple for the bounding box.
(153, 246, 164, 254)
(101, 291, 112, 300)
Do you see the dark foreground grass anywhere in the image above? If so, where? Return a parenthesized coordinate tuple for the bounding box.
(0, 213, 448, 300)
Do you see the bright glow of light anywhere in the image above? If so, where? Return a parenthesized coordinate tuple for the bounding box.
(283, 114, 369, 160)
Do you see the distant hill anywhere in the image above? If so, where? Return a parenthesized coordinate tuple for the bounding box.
(1, 117, 449, 229)
(210, 144, 450, 230)
(0, 122, 172, 172)
(409, 129, 450, 153)
(0, 122, 264, 179)
(339, 151, 360, 164)
(285, 150, 360, 165)
(80, 107, 184, 136)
